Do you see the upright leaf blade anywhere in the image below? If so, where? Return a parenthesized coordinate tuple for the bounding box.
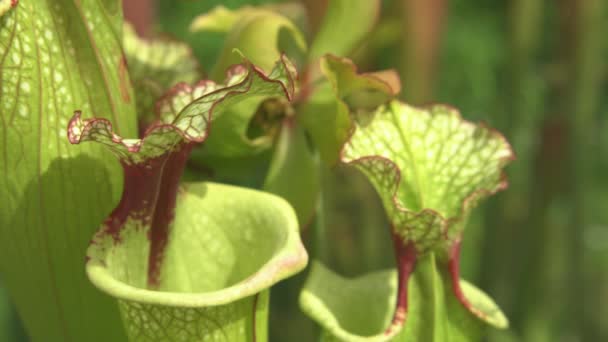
(298, 81, 351, 165)
(0, 1, 136, 341)
(263, 119, 320, 227)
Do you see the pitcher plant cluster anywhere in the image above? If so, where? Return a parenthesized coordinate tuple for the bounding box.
(0, 1, 514, 342)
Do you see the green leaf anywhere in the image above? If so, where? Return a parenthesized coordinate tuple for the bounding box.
(68, 56, 296, 164)
(342, 101, 514, 252)
(189, 5, 240, 33)
(341, 100, 513, 323)
(298, 80, 351, 165)
(185, 56, 298, 162)
(300, 261, 398, 342)
(396, 253, 486, 342)
(321, 55, 400, 112)
(263, 119, 320, 227)
(0, 1, 137, 341)
(266, 2, 309, 37)
(123, 23, 200, 126)
(301, 101, 513, 340)
(190, 95, 274, 159)
(308, 0, 381, 60)
(301, 257, 505, 342)
(457, 280, 508, 329)
(68, 56, 300, 340)
(299, 55, 399, 165)
(191, 5, 307, 81)
(87, 182, 308, 342)
(189, 3, 308, 37)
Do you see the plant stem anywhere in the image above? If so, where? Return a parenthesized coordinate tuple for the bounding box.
(512, 0, 604, 340)
(123, 0, 156, 37)
(300, 0, 329, 37)
(479, 0, 544, 334)
(387, 235, 416, 333)
(399, 0, 447, 104)
(566, 0, 604, 339)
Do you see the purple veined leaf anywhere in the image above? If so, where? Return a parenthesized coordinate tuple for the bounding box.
(342, 101, 514, 254)
(68, 55, 296, 165)
(67, 56, 308, 342)
(301, 100, 513, 341)
(122, 23, 201, 130)
(342, 101, 513, 326)
(67, 56, 297, 270)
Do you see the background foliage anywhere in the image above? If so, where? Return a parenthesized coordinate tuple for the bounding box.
(1, 0, 606, 341)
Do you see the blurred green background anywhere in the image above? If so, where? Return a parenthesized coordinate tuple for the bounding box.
(2, 0, 606, 341)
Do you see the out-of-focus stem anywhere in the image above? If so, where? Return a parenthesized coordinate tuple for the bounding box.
(567, 0, 604, 340)
(479, 0, 545, 328)
(513, 0, 604, 340)
(123, 0, 156, 37)
(399, 0, 447, 104)
(509, 0, 544, 129)
(301, 0, 329, 37)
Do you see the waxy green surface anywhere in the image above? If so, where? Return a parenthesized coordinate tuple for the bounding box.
(343, 101, 513, 252)
(88, 182, 307, 342)
(71, 55, 306, 341)
(302, 258, 507, 342)
(308, 0, 380, 60)
(0, 1, 136, 340)
(302, 101, 513, 341)
(299, 55, 400, 165)
(191, 5, 306, 81)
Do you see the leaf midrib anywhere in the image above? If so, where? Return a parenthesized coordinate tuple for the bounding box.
(390, 105, 425, 210)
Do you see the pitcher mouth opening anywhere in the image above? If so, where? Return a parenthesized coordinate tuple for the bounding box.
(86, 182, 308, 308)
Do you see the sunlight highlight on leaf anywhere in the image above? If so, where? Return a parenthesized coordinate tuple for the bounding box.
(343, 100, 514, 251)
